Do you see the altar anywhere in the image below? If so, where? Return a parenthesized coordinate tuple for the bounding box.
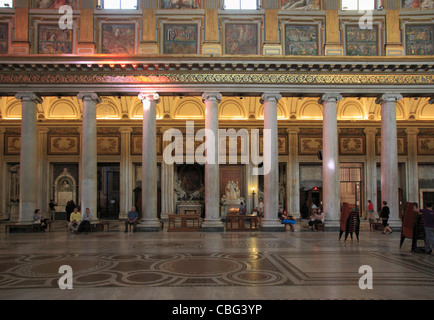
(220, 180, 244, 220)
(177, 201, 203, 216)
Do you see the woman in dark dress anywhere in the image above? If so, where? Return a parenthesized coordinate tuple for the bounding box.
(380, 201, 392, 234)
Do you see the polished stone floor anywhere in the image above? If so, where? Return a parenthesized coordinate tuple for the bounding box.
(0, 220, 433, 300)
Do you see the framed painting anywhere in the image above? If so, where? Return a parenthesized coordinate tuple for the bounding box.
(417, 137, 434, 155)
(97, 136, 121, 155)
(33, 0, 79, 9)
(101, 23, 137, 54)
(405, 24, 434, 56)
(4, 135, 20, 155)
(402, 0, 434, 9)
(160, 0, 201, 9)
(48, 135, 80, 155)
(298, 136, 322, 155)
(259, 135, 288, 155)
(38, 24, 73, 54)
(376, 137, 407, 155)
(345, 24, 379, 56)
(339, 136, 366, 155)
(224, 23, 259, 55)
(162, 23, 199, 54)
(280, 0, 320, 10)
(0, 23, 8, 54)
(284, 24, 319, 55)
(131, 135, 162, 155)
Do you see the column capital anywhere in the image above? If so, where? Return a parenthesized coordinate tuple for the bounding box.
(286, 128, 300, 134)
(0, 128, 5, 134)
(119, 127, 133, 134)
(37, 127, 49, 134)
(429, 98, 434, 105)
(318, 93, 342, 104)
(138, 92, 160, 103)
(364, 128, 378, 135)
(260, 92, 282, 104)
(202, 92, 222, 103)
(375, 93, 403, 104)
(77, 92, 101, 103)
(15, 92, 42, 104)
(405, 128, 419, 135)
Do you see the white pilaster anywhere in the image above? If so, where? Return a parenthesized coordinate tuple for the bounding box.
(0, 128, 6, 220)
(160, 127, 174, 221)
(119, 127, 133, 220)
(261, 92, 284, 231)
(364, 128, 378, 219)
(376, 93, 403, 227)
(37, 127, 49, 215)
(15, 92, 42, 223)
(77, 92, 101, 222)
(201, 92, 224, 231)
(137, 93, 160, 231)
(287, 128, 300, 220)
(406, 128, 419, 203)
(319, 93, 342, 229)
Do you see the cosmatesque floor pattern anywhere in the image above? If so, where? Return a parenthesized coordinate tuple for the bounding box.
(0, 221, 433, 300)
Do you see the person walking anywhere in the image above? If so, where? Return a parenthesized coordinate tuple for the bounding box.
(380, 201, 392, 234)
(420, 202, 434, 254)
(367, 200, 375, 221)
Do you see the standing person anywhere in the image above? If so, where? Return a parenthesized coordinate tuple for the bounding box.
(68, 207, 81, 232)
(367, 200, 375, 221)
(49, 199, 57, 221)
(124, 206, 139, 233)
(380, 201, 392, 234)
(239, 201, 245, 215)
(34, 209, 49, 232)
(420, 202, 434, 254)
(258, 198, 264, 218)
(65, 200, 76, 224)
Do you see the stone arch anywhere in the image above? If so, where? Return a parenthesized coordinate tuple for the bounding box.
(172, 97, 204, 119)
(258, 100, 288, 120)
(338, 99, 365, 120)
(130, 98, 163, 119)
(376, 100, 406, 120)
(417, 101, 434, 120)
(96, 98, 121, 119)
(219, 98, 247, 120)
(48, 99, 79, 119)
(298, 99, 323, 120)
(5, 99, 22, 119)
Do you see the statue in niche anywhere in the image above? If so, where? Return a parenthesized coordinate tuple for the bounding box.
(225, 180, 241, 200)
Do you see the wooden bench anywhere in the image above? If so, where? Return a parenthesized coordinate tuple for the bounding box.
(315, 223, 325, 231)
(167, 214, 201, 231)
(5, 222, 51, 233)
(226, 214, 261, 231)
(370, 220, 383, 231)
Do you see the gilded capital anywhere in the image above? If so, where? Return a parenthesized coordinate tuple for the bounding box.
(260, 92, 282, 104)
(202, 92, 222, 103)
(286, 128, 300, 134)
(363, 128, 378, 135)
(119, 127, 133, 134)
(15, 92, 43, 104)
(375, 93, 403, 105)
(405, 128, 419, 135)
(318, 93, 342, 105)
(77, 92, 102, 104)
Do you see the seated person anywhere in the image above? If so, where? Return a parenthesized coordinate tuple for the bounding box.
(68, 208, 81, 232)
(125, 206, 138, 233)
(308, 208, 324, 231)
(34, 209, 49, 232)
(281, 210, 296, 232)
(77, 208, 92, 233)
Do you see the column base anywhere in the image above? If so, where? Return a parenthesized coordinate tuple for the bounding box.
(388, 219, 402, 231)
(136, 219, 161, 232)
(323, 220, 340, 232)
(201, 220, 224, 232)
(261, 219, 285, 232)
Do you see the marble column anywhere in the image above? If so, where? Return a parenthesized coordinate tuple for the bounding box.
(201, 92, 224, 231)
(261, 93, 284, 231)
(15, 92, 42, 222)
(406, 128, 419, 203)
(137, 93, 160, 231)
(77, 92, 101, 221)
(375, 93, 403, 227)
(364, 128, 378, 219)
(287, 128, 300, 220)
(37, 127, 49, 215)
(160, 127, 175, 221)
(119, 127, 133, 220)
(0, 128, 6, 220)
(319, 93, 342, 229)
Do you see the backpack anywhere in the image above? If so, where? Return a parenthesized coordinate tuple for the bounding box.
(78, 220, 91, 232)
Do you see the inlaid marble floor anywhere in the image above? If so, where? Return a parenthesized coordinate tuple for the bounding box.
(0, 221, 433, 300)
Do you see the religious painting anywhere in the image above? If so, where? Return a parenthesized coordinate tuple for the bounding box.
(402, 0, 434, 9)
(284, 24, 319, 55)
(163, 24, 198, 54)
(160, 0, 201, 9)
(281, 0, 320, 10)
(38, 24, 73, 54)
(101, 23, 136, 54)
(224, 23, 259, 55)
(339, 136, 365, 155)
(97, 136, 120, 155)
(0, 23, 9, 54)
(131, 134, 162, 155)
(418, 137, 434, 155)
(345, 24, 379, 56)
(259, 135, 288, 155)
(4, 135, 20, 155)
(299, 136, 322, 155)
(34, 0, 79, 9)
(376, 137, 407, 155)
(175, 164, 204, 200)
(405, 24, 434, 56)
(48, 135, 79, 155)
